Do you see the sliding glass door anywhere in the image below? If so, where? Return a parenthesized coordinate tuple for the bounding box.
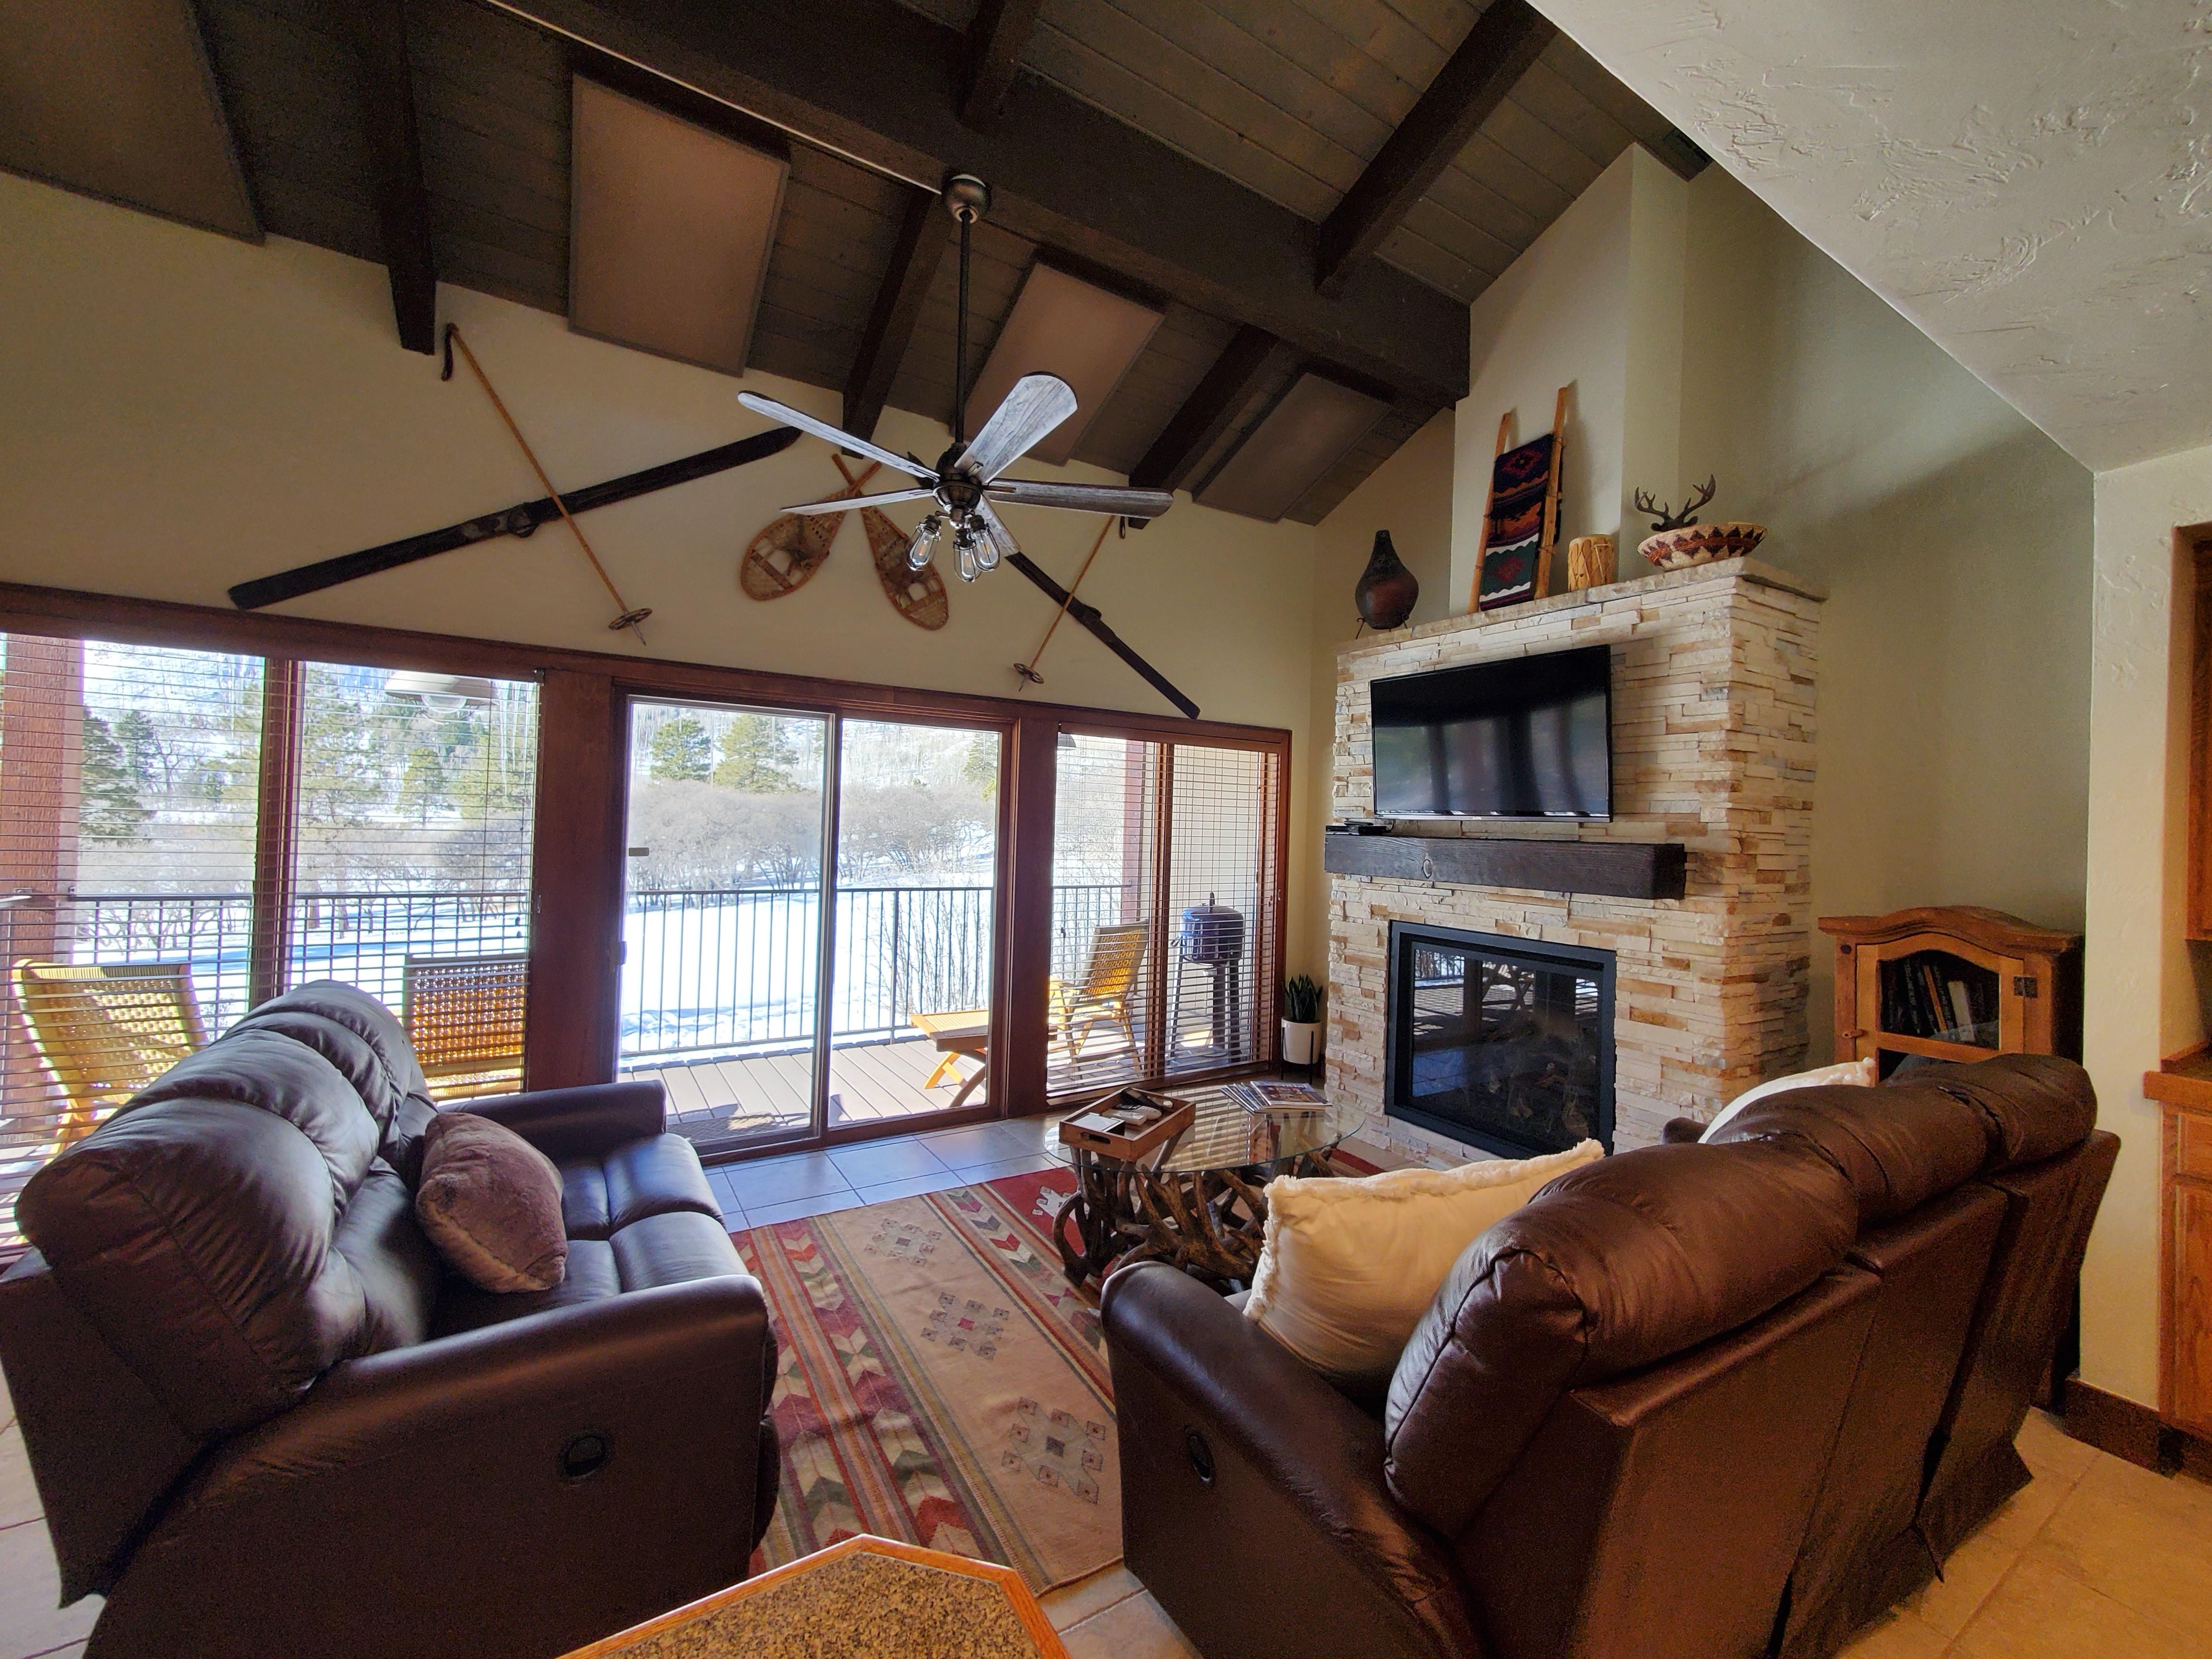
(618, 700, 1002, 1155)
(826, 719, 1000, 1128)
(620, 700, 830, 1150)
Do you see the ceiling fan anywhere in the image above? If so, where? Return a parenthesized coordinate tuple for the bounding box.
(737, 175, 1174, 584)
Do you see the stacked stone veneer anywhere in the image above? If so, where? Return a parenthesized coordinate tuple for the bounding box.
(1327, 556, 1824, 1158)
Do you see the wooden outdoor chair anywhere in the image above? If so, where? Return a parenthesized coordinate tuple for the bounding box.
(1049, 922, 1148, 1063)
(12, 960, 207, 1148)
(402, 951, 528, 1099)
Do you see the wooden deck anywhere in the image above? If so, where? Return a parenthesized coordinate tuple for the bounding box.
(629, 1017, 1246, 1149)
(629, 1034, 984, 1142)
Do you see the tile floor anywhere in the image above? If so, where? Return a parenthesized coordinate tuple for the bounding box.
(700, 1112, 1065, 1229)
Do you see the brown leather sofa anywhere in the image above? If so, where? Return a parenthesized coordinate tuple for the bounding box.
(0, 982, 778, 1659)
(1100, 1054, 2113, 1659)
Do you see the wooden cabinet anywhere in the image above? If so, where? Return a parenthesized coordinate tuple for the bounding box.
(1819, 906, 2082, 1074)
(2146, 1063, 2212, 1438)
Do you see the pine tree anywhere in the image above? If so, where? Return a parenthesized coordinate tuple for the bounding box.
(712, 713, 800, 793)
(79, 714, 150, 841)
(648, 713, 714, 782)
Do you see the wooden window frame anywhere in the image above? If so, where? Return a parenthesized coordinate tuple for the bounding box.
(0, 581, 1293, 1153)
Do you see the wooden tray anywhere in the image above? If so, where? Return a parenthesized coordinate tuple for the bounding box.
(1058, 1089, 1195, 1161)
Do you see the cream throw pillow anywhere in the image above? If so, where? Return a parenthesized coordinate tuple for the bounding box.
(1699, 1055, 1878, 1142)
(1244, 1140, 1605, 1391)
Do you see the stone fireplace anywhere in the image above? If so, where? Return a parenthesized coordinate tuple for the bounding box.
(1327, 557, 1823, 1160)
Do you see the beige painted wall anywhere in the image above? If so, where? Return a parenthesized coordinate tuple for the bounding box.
(1672, 169, 2095, 1064)
(0, 171, 1335, 998)
(2080, 445, 2212, 1407)
(1451, 150, 1632, 608)
(1300, 410, 1457, 983)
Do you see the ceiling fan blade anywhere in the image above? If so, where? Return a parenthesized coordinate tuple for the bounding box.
(780, 486, 940, 515)
(737, 391, 938, 481)
(987, 479, 1175, 520)
(956, 373, 1078, 482)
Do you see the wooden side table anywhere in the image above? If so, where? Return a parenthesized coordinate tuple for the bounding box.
(909, 1008, 990, 1111)
(562, 1535, 1070, 1658)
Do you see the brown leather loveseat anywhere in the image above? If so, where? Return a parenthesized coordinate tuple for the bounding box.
(1101, 1054, 2113, 1659)
(0, 982, 778, 1659)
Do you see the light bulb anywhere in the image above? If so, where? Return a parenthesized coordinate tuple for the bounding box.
(954, 519, 982, 583)
(905, 513, 942, 570)
(975, 522, 1001, 571)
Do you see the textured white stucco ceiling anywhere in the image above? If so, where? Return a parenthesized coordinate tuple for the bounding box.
(1534, 1, 2212, 472)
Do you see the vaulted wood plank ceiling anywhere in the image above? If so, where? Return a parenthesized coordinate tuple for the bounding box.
(20, 0, 1699, 526)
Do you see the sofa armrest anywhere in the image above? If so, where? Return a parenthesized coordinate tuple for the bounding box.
(1101, 1261, 1480, 1659)
(464, 1079, 667, 1159)
(98, 1277, 773, 1659)
(1661, 1117, 1706, 1143)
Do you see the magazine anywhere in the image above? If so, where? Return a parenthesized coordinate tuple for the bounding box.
(1228, 1079, 1329, 1117)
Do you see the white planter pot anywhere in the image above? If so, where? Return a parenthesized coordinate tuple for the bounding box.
(1280, 1020, 1320, 1067)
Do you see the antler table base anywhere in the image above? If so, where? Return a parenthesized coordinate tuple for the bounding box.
(1053, 1144, 1337, 1291)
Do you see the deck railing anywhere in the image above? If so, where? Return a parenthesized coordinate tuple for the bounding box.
(0, 880, 1133, 1071)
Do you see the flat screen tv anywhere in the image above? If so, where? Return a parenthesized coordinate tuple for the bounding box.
(1370, 643, 1611, 820)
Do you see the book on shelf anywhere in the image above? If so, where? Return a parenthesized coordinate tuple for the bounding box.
(1228, 1079, 1329, 1117)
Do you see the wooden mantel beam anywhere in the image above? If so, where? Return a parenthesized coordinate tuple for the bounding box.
(843, 185, 952, 441)
(352, 0, 438, 353)
(483, 0, 1469, 409)
(961, 0, 1043, 133)
(1130, 325, 1291, 494)
(1315, 0, 1555, 298)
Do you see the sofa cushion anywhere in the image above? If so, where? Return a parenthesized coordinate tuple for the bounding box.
(1382, 1139, 1857, 1538)
(1911, 1054, 2097, 1170)
(1244, 1141, 1604, 1394)
(1705, 1081, 1991, 1228)
(431, 1210, 743, 1336)
(127, 1028, 380, 1211)
(559, 1133, 723, 1241)
(18, 1044, 400, 1438)
(331, 1162, 443, 1349)
(414, 1112, 568, 1293)
(228, 981, 440, 1179)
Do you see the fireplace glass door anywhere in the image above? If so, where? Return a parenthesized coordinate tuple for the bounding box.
(1387, 924, 1613, 1158)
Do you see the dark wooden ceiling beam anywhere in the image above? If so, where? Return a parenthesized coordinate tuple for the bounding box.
(960, 0, 1043, 133)
(1130, 325, 1291, 493)
(842, 184, 952, 441)
(1315, 0, 1556, 299)
(351, 0, 437, 353)
(484, 0, 1468, 409)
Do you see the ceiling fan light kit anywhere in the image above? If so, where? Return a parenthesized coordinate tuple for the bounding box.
(736, 173, 1172, 586)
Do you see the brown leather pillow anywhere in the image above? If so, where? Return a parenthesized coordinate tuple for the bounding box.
(414, 1112, 567, 1292)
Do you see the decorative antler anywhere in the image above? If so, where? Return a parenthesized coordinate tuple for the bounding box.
(1634, 475, 1719, 532)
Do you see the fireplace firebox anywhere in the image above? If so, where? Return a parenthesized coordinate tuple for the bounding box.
(1384, 922, 1614, 1158)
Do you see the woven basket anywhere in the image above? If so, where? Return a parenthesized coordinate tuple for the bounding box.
(1638, 521, 1767, 569)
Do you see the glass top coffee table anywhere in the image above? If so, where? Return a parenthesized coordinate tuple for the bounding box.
(1050, 1085, 1364, 1289)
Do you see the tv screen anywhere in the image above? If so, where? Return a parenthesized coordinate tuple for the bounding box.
(1370, 644, 1611, 820)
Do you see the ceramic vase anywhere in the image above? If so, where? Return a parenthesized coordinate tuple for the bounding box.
(1355, 530, 1419, 630)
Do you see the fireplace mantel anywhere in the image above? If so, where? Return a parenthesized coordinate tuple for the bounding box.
(1325, 558, 1823, 1154)
(1322, 831, 1686, 902)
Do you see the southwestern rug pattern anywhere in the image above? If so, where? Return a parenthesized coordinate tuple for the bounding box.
(736, 1167, 1117, 1594)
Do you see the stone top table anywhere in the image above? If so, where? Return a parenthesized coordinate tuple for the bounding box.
(562, 1536, 1070, 1659)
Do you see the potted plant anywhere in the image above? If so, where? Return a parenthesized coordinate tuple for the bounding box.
(1280, 974, 1322, 1068)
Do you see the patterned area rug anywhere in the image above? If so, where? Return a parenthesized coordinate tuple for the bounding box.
(736, 1167, 1116, 1594)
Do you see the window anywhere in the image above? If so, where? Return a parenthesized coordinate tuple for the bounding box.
(0, 636, 542, 1250)
(1048, 730, 1282, 1099)
(0, 633, 264, 1248)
